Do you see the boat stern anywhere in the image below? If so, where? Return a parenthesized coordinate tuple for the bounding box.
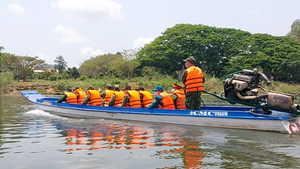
(282, 117, 300, 134)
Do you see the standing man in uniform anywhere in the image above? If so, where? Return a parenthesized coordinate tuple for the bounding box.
(182, 56, 205, 110)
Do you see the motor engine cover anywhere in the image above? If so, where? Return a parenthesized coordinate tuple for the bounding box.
(267, 92, 293, 110)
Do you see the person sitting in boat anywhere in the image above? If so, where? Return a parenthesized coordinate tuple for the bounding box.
(101, 84, 114, 106)
(108, 85, 125, 107)
(57, 87, 78, 104)
(82, 86, 102, 106)
(147, 86, 175, 109)
(118, 86, 141, 108)
(171, 84, 186, 110)
(74, 86, 87, 104)
(137, 87, 153, 108)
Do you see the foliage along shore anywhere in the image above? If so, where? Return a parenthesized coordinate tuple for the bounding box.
(1, 74, 300, 96)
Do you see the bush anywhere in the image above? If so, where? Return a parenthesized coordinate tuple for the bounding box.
(61, 71, 70, 79)
(53, 81, 66, 91)
(79, 75, 88, 81)
(36, 72, 54, 80)
(48, 75, 58, 81)
(0, 72, 14, 88)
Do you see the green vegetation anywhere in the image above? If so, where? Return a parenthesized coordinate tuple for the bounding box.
(0, 72, 14, 94)
(1, 20, 300, 95)
(54, 55, 68, 74)
(2, 53, 44, 81)
(136, 23, 300, 82)
(287, 19, 300, 43)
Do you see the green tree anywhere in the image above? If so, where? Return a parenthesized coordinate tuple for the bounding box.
(0, 46, 4, 72)
(287, 19, 300, 43)
(54, 55, 68, 74)
(79, 54, 123, 78)
(225, 34, 300, 82)
(110, 60, 140, 78)
(136, 24, 252, 77)
(67, 67, 80, 79)
(2, 54, 45, 81)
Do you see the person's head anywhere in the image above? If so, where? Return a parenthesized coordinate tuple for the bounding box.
(105, 84, 112, 90)
(87, 85, 94, 90)
(114, 84, 120, 91)
(183, 56, 196, 68)
(152, 86, 163, 96)
(125, 85, 131, 91)
(65, 86, 72, 92)
(138, 87, 145, 91)
(172, 83, 182, 92)
(73, 86, 80, 92)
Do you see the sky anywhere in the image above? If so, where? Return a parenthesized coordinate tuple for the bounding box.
(0, 0, 299, 68)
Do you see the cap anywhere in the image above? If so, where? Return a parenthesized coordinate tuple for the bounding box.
(105, 84, 112, 88)
(152, 86, 163, 91)
(183, 56, 196, 64)
(65, 87, 72, 91)
(88, 85, 94, 90)
(125, 86, 131, 90)
(173, 83, 182, 89)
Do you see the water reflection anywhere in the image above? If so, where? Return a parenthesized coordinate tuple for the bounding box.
(58, 121, 205, 168)
(1, 96, 300, 169)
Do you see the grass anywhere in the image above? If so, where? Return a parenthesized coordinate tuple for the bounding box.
(0, 72, 14, 94)
(1, 75, 300, 95)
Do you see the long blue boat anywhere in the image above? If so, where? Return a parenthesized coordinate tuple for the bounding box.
(21, 90, 300, 134)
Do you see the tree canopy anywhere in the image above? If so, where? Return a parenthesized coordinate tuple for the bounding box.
(54, 55, 68, 74)
(2, 53, 45, 81)
(287, 19, 300, 43)
(79, 53, 140, 79)
(0, 46, 4, 72)
(136, 23, 300, 82)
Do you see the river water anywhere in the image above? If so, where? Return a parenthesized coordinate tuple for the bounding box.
(1, 95, 300, 169)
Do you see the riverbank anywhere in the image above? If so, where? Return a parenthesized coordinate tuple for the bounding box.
(1, 77, 300, 96)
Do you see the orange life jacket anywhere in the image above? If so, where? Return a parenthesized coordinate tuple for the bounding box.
(173, 89, 186, 110)
(113, 91, 124, 107)
(185, 66, 204, 92)
(158, 92, 175, 109)
(139, 91, 153, 108)
(126, 90, 141, 108)
(74, 88, 87, 104)
(65, 92, 78, 104)
(104, 90, 114, 106)
(88, 90, 102, 106)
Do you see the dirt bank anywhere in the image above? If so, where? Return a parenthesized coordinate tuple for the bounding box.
(0, 84, 62, 96)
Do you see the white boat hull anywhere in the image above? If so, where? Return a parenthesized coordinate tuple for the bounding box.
(37, 104, 300, 134)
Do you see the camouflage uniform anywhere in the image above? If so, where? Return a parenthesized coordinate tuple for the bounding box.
(185, 91, 202, 110)
(182, 68, 204, 110)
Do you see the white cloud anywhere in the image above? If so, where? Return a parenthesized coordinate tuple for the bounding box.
(52, 0, 123, 19)
(8, 3, 25, 14)
(36, 52, 53, 64)
(80, 47, 103, 57)
(53, 25, 89, 44)
(133, 37, 154, 48)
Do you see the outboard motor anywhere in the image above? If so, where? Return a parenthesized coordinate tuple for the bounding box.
(223, 69, 300, 114)
(223, 69, 270, 100)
